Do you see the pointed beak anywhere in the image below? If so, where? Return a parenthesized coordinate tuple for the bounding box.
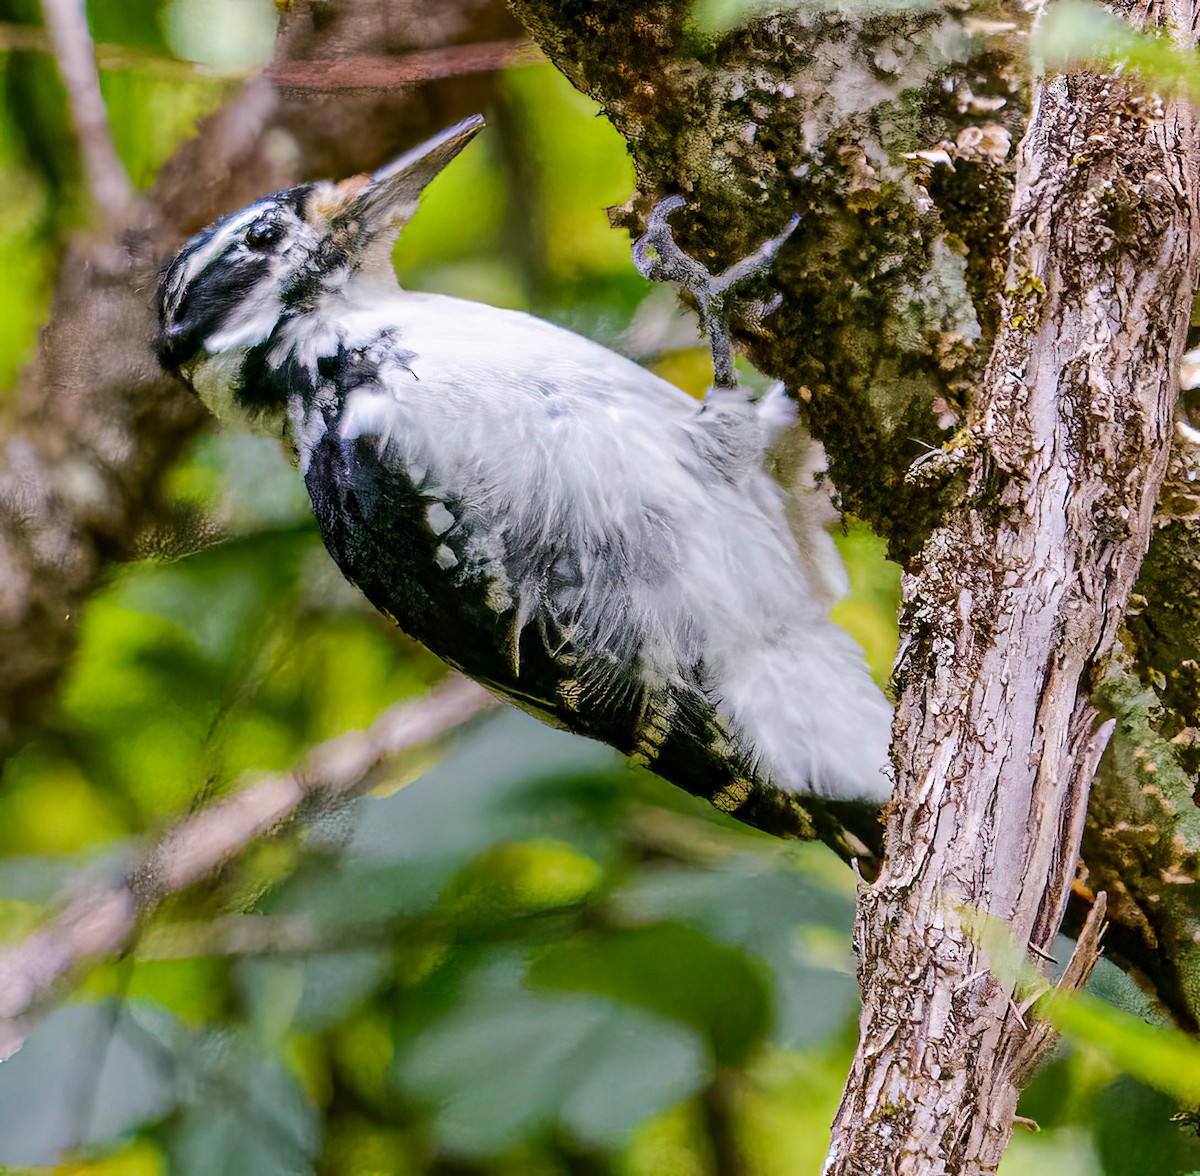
(348, 114, 485, 232)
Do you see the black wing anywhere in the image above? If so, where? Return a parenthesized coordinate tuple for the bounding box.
(303, 429, 880, 860)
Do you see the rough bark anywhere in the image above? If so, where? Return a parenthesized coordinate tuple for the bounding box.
(0, 0, 518, 749)
(824, 16, 1200, 1173)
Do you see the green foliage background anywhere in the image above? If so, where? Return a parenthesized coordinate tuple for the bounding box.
(0, 2, 1197, 1172)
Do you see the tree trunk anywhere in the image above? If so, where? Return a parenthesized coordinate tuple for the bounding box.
(825, 7, 1200, 1169)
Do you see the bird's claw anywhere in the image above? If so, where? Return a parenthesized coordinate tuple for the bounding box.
(632, 196, 713, 293)
(633, 197, 799, 390)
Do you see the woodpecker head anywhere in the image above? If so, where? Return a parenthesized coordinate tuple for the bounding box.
(155, 115, 484, 373)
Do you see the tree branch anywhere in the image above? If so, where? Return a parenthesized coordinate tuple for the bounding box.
(39, 0, 133, 232)
(2, 24, 540, 86)
(0, 676, 497, 1062)
(268, 40, 542, 91)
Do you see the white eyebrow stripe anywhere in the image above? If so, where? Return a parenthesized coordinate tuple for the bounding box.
(167, 205, 267, 312)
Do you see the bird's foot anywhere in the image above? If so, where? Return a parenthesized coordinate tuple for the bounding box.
(632, 195, 799, 390)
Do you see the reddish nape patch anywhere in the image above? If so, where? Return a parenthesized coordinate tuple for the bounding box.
(311, 175, 371, 222)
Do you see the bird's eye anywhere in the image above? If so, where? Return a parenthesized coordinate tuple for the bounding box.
(245, 220, 282, 250)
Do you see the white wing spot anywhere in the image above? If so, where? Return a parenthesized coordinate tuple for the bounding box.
(426, 502, 455, 535)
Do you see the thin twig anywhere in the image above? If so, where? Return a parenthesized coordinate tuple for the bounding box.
(3, 24, 542, 87)
(39, 0, 133, 231)
(269, 40, 543, 91)
(1012, 893, 1108, 1085)
(0, 676, 498, 1060)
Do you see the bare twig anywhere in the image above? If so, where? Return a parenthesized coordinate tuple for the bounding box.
(269, 40, 543, 91)
(0, 676, 498, 1061)
(39, 0, 133, 231)
(1, 24, 542, 86)
(1012, 893, 1108, 1086)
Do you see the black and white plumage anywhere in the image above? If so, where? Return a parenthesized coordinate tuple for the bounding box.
(155, 116, 893, 855)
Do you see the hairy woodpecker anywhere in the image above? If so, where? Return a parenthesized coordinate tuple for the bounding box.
(155, 116, 893, 857)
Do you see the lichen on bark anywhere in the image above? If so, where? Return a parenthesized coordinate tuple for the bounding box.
(1090, 435, 1200, 1031)
(1086, 657, 1200, 1031)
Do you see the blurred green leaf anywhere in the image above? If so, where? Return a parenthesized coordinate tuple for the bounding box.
(169, 1028, 320, 1176)
(1089, 1076, 1200, 1176)
(87, 0, 172, 52)
(158, 0, 277, 67)
(1044, 989, 1200, 1105)
(832, 519, 901, 685)
(293, 948, 394, 1031)
(345, 711, 624, 866)
(122, 957, 232, 1025)
(262, 858, 453, 928)
(1, 43, 80, 203)
(530, 923, 771, 1066)
(0, 1002, 175, 1166)
(0, 63, 51, 390)
(616, 854, 858, 1048)
(440, 839, 605, 925)
(236, 948, 393, 1035)
(398, 957, 709, 1154)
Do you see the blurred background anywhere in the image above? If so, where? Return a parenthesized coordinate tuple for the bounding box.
(0, 0, 1196, 1172)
